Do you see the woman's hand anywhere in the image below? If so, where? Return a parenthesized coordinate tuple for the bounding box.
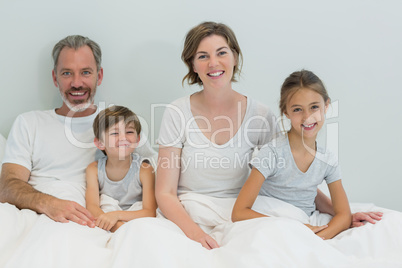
(192, 229, 219, 250)
(156, 146, 220, 250)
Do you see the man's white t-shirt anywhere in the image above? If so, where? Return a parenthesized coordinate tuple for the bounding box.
(3, 109, 157, 204)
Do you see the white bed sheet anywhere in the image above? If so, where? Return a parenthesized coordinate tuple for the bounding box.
(1, 134, 401, 267)
(1, 182, 402, 268)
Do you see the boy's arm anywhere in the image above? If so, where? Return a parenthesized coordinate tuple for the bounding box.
(85, 162, 104, 218)
(95, 162, 156, 231)
(138, 162, 157, 216)
(0, 163, 95, 227)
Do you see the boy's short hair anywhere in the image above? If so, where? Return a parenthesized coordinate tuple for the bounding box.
(93, 106, 141, 155)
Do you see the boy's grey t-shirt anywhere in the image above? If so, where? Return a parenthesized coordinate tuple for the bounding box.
(97, 153, 144, 210)
(250, 135, 341, 216)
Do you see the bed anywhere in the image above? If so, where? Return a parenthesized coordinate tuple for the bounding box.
(0, 133, 401, 268)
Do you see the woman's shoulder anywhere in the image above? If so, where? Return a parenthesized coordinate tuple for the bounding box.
(169, 95, 190, 107)
(161, 95, 191, 119)
(246, 96, 275, 118)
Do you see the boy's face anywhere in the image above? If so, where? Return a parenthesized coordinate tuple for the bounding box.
(95, 120, 140, 160)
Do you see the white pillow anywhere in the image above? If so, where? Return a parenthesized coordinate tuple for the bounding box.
(0, 134, 6, 172)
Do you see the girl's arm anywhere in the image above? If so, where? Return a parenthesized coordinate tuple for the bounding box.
(232, 168, 268, 222)
(232, 168, 328, 234)
(315, 189, 383, 227)
(315, 180, 352, 239)
(156, 146, 219, 250)
(85, 162, 104, 218)
(315, 189, 335, 216)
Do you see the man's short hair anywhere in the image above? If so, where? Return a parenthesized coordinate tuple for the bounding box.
(52, 35, 102, 72)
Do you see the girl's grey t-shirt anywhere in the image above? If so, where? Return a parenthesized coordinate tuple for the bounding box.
(250, 135, 341, 216)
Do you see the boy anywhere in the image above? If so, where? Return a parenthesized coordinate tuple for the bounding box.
(85, 105, 156, 232)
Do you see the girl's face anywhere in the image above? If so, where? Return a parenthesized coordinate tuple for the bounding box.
(192, 34, 236, 90)
(285, 88, 329, 140)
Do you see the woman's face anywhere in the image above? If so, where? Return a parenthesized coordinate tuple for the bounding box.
(192, 34, 236, 90)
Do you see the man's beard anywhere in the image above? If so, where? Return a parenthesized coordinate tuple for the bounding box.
(59, 86, 96, 113)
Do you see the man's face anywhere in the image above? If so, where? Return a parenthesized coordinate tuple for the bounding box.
(52, 45, 103, 115)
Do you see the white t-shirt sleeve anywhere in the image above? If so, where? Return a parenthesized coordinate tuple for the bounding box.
(135, 130, 157, 169)
(2, 114, 33, 171)
(157, 102, 186, 148)
(252, 100, 278, 149)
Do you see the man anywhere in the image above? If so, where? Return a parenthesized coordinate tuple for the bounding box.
(0, 35, 156, 227)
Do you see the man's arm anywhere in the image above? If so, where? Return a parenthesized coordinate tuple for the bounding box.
(0, 163, 95, 227)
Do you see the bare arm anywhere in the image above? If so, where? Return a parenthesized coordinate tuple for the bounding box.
(97, 162, 158, 231)
(315, 188, 335, 216)
(89, 162, 158, 232)
(316, 180, 352, 239)
(315, 187, 382, 228)
(85, 162, 104, 218)
(233, 168, 328, 234)
(232, 168, 268, 222)
(156, 146, 219, 250)
(133, 162, 157, 218)
(0, 163, 95, 227)
(86, 161, 127, 231)
(101, 162, 157, 220)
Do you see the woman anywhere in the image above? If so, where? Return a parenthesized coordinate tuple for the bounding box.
(156, 21, 277, 249)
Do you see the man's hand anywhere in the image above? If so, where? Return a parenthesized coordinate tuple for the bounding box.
(0, 163, 95, 228)
(45, 198, 95, 228)
(351, 212, 383, 227)
(95, 211, 120, 231)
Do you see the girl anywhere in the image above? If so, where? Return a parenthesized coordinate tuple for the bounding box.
(232, 70, 352, 239)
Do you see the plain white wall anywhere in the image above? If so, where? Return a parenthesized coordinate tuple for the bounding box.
(1, 0, 401, 211)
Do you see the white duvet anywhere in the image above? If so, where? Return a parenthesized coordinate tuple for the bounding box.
(1, 133, 401, 267)
(1, 181, 402, 268)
